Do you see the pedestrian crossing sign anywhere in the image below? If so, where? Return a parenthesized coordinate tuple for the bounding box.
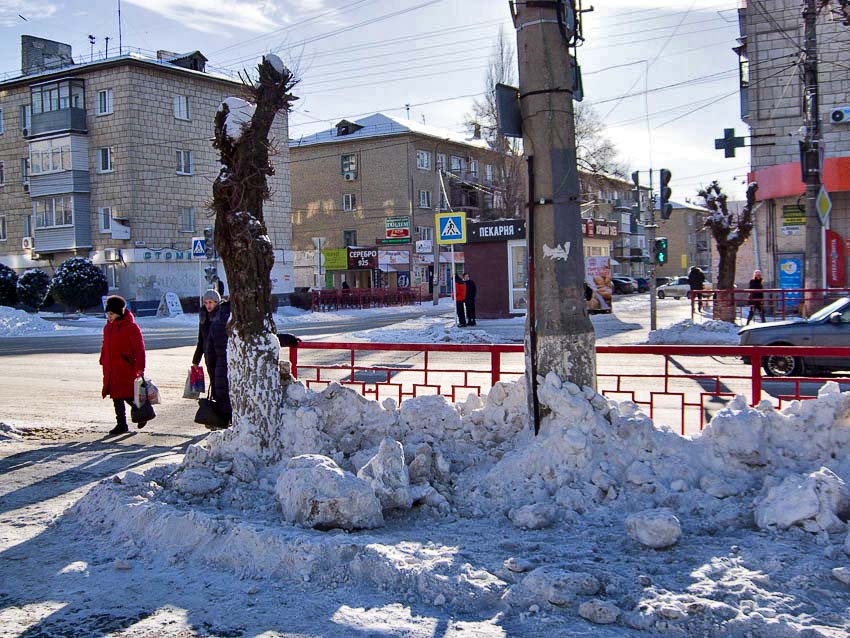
(435, 212, 467, 245)
(191, 237, 206, 259)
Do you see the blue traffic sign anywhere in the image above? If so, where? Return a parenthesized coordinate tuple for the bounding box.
(435, 212, 467, 245)
(191, 237, 206, 259)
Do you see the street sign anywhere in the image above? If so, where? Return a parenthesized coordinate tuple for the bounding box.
(435, 212, 467, 245)
(816, 186, 832, 226)
(191, 237, 206, 259)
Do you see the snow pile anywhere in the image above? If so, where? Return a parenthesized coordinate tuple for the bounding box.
(264, 53, 285, 74)
(0, 305, 60, 336)
(647, 319, 740, 345)
(219, 97, 256, 143)
(351, 316, 495, 343)
(0, 421, 24, 440)
(70, 375, 850, 631)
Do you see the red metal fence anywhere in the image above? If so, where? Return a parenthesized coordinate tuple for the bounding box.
(691, 287, 850, 322)
(285, 342, 850, 436)
(311, 287, 424, 312)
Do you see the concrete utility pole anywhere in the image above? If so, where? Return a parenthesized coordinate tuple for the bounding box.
(802, 0, 824, 292)
(512, 1, 596, 401)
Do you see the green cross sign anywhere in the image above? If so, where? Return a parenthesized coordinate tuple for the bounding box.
(714, 128, 746, 158)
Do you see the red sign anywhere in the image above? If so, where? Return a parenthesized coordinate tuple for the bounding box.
(348, 249, 378, 269)
(826, 229, 846, 287)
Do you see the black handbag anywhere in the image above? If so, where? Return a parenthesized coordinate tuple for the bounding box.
(130, 400, 156, 424)
(194, 397, 229, 430)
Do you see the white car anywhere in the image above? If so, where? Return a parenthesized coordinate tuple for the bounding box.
(657, 276, 692, 299)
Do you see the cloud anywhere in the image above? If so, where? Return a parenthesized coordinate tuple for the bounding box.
(0, 0, 58, 27)
(125, 0, 286, 34)
(608, 0, 729, 9)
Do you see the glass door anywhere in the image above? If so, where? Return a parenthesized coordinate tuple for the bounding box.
(508, 240, 528, 313)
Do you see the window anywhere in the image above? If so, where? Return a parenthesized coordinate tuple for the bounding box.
(178, 206, 194, 232)
(20, 104, 30, 131)
(98, 206, 112, 233)
(31, 80, 84, 114)
(485, 164, 494, 182)
(173, 95, 190, 120)
(417, 226, 433, 241)
(416, 150, 431, 170)
(104, 264, 120, 289)
(20, 158, 29, 184)
(439, 190, 448, 211)
(34, 196, 74, 228)
(436, 153, 446, 170)
(97, 147, 113, 173)
(342, 193, 356, 211)
(0, 108, 3, 135)
(96, 89, 113, 116)
(450, 155, 464, 173)
(176, 150, 193, 175)
(418, 189, 432, 208)
(469, 159, 478, 176)
(0, 161, 4, 186)
(343, 230, 357, 246)
(341, 153, 357, 175)
(29, 138, 71, 174)
(0, 216, 6, 241)
(24, 214, 32, 238)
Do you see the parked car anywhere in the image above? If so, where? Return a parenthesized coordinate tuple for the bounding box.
(656, 276, 692, 299)
(635, 277, 650, 293)
(739, 296, 850, 376)
(611, 276, 636, 294)
(655, 277, 673, 288)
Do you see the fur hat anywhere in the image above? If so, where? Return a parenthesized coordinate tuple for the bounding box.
(203, 289, 222, 304)
(105, 295, 126, 315)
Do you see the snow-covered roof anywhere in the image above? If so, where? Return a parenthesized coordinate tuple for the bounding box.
(291, 113, 491, 150)
(654, 199, 710, 212)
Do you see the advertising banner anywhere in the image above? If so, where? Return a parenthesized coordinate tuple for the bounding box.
(348, 249, 378, 269)
(826, 229, 846, 288)
(385, 216, 411, 242)
(778, 253, 804, 311)
(585, 256, 613, 313)
(322, 248, 348, 271)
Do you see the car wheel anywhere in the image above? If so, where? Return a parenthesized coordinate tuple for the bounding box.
(763, 354, 802, 377)
(657, 290, 665, 299)
(674, 296, 681, 300)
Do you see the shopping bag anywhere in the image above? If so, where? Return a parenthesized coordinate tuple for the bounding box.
(145, 378, 160, 405)
(183, 368, 200, 399)
(194, 397, 229, 430)
(133, 377, 147, 408)
(190, 366, 206, 394)
(130, 400, 156, 424)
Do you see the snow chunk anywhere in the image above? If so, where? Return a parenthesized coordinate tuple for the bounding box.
(171, 467, 225, 496)
(579, 599, 621, 624)
(625, 508, 682, 548)
(276, 454, 383, 530)
(508, 503, 556, 530)
(648, 319, 740, 345)
(0, 306, 59, 336)
(356, 438, 412, 511)
(264, 53, 285, 74)
(219, 97, 256, 143)
(755, 467, 850, 532)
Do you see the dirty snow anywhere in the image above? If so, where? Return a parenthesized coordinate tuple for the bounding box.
(648, 319, 742, 345)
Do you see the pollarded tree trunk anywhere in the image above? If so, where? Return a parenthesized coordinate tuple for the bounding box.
(211, 55, 298, 454)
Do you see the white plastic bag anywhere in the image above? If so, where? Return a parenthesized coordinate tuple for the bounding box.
(134, 377, 160, 407)
(145, 378, 160, 405)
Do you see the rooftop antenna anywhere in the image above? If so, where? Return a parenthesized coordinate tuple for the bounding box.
(118, 0, 123, 55)
(88, 34, 95, 61)
(405, 103, 410, 119)
(105, 36, 110, 58)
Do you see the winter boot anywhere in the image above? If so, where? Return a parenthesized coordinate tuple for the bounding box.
(108, 422, 129, 436)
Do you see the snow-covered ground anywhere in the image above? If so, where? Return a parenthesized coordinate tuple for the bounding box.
(7, 294, 849, 637)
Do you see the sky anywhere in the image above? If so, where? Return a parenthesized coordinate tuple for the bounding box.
(0, 0, 751, 200)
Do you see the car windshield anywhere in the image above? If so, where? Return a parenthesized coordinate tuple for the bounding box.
(808, 297, 850, 322)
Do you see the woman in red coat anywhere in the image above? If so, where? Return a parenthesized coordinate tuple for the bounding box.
(454, 275, 468, 327)
(100, 295, 147, 436)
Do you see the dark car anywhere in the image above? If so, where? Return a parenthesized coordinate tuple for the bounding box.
(611, 276, 636, 295)
(635, 277, 650, 293)
(739, 296, 850, 376)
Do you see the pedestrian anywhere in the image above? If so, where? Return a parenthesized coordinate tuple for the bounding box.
(341, 280, 350, 290)
(100, 295, 147, 436)
(463, 272, 477, 326)
(454, 274, 467, 327)
(747, 269, 766, 324)
(204, 289, 232, 426)
(688, 266, 706, 311)
(191, 289, 217, 390)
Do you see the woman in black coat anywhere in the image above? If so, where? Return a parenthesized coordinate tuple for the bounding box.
(746, 269, 766, 324)
(202, 292, 232, 424)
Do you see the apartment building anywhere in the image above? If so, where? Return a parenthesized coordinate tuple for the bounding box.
(289, 113, 506, 290)
(0, 36, 293, 304)
(655, 200, 713, 280)
(736, 1, 850, 288)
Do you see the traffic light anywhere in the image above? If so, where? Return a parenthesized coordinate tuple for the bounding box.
(203, 265, 218, 284)
(659, 168, 672, 220)
(654, 237, 668, 265)
(203, 227, 215, 259)
(631, 170, 640, 203)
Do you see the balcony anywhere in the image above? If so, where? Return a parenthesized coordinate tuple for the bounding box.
(30, 107, 87, 137)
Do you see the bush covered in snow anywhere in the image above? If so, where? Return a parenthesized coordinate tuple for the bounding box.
(16, 269, 51, 311)
(49, 257, 108, 311)
(0, 263, 18, 307)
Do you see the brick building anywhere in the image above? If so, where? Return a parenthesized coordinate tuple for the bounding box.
(0, 36, 294, 305)
(289, 113, 506, 291)
(736, 1, 850, 289)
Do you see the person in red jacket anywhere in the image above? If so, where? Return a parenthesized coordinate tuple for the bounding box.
(100, 295, 147, 436)
(454, 274, 468, 327)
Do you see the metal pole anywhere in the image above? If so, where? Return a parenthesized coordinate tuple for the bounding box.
(648, 169, 658, 331)
(802, 0, 822, 293)
(118, 0, 123, 55)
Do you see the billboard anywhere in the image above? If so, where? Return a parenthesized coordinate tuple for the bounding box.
(585, 256, 613, 313)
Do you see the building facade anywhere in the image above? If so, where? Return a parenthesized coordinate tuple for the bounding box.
(0, 37, 294, 305)
(655, 200, 713, 280)
(290, 113, 507, 292)
(736, 1, 850, 288)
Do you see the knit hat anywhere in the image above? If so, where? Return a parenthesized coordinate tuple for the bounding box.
(203, 289, 222, 304)
(105, 295, 126, 315)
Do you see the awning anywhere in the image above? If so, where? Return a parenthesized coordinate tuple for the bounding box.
(610, 258, 620, 266)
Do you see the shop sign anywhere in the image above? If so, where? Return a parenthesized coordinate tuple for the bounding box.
(826, 229, 846, 287)
(385, 216, 411, 241)
(468, 219, 526, 242)
(143, 249, 191, 261)
(583, 219, 619, 238)
(377, 250, 410, 266)
(348, 248, 378, 269)
(782, 204, 806, 227)
(416, 239, 432, 254)
(322, 248, 348, 270)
